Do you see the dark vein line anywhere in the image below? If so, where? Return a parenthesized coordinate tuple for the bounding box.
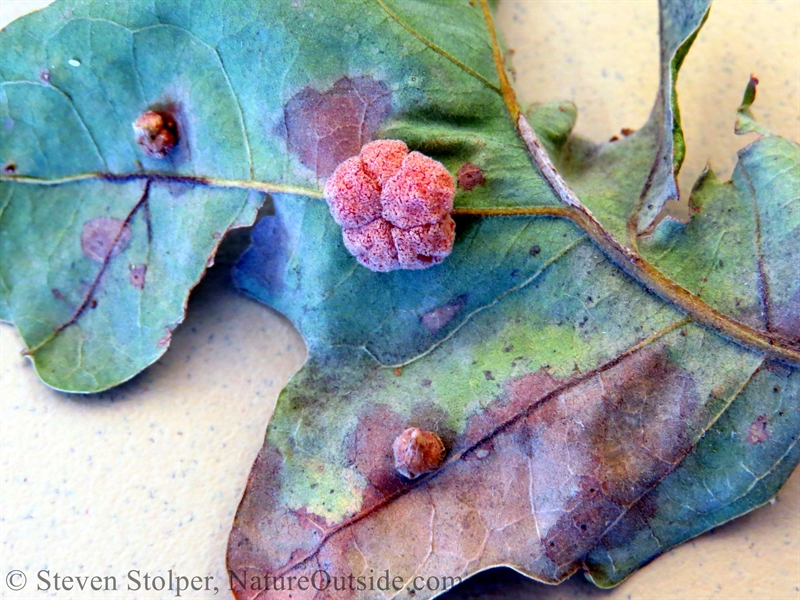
(739, 162, 773, 332)
(23, 180, 152, 356)
(372, 0, 501, 94)
(144, 193, 153, 245)
(264, 316, 692, 580)
(135, 193, 154, 340)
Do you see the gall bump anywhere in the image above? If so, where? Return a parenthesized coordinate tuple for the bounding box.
(392, 427, 446, 479)
(133, 111, 178, 159)
(324, 140, 456, 271)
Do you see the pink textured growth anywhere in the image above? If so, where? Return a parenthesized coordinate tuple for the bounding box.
(393, 215, 456, 269)
(342, 218, 400, 272)
(323, 140, 456, 272)
(323, 156, 381, 228)
(381, 152, 455, 229)
(360, 139, 408, 185)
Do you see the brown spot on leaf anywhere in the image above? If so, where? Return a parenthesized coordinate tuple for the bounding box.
(129, 265, 147, 290)
(421, 295, 467, 334)
(747, 415, 769, 444)
(133, 110, 178, 158)
(90, 299, 98, 309)
(536, 347, 699, 568)
(457, 163, 486, 191)
(601, 494, 659, 549)
(40, 70, 50, 83)
(51, 289, 65, 301)
(3, 163, 16, 174)
(621, 128, 635, 136)
(81, 217, 132, 263)
(281, 76, 393, 178)
(463, 369, 560, 445)
(228, 442, 322, 590)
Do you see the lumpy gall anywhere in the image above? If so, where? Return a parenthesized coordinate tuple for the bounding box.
(133, 111, 178, 159)
(322, 157, 381, 229)
(393, 427, 446, 479)
(324, 140, 456, 271)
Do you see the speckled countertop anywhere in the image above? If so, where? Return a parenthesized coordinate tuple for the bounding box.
(1, 1, 799, 599)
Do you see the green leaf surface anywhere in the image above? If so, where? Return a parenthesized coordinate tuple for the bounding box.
(1, 0, 798, 597)
(0, 0, 562, 391)
(226, 2, 798, 598)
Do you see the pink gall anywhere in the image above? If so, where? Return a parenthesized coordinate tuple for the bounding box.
(393, 215, 456, 270)
(381, 151, 454, 229)
(323, 141, 456, 272)
(342, 218, 400, 273)
(360, 139, 408, 185)
(322, 157, 381, 229)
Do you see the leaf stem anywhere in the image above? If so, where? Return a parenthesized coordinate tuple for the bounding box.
(476, 1, 800, 367)
(479, 0, 519, 121)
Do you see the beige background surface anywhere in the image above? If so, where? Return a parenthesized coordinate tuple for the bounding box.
(1, 1, 799, 599)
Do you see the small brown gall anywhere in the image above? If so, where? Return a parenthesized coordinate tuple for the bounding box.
(133, 110, 178, 158)
(456, 162, 485, 191)
(392, 427, 446, 479)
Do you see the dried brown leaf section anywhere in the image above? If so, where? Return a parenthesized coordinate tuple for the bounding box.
(228, 344, 704, 598)
(280, 77, 393, 179)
